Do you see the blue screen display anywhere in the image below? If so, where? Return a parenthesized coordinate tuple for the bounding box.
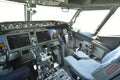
(0, 36, 4, 42)
(49, 29, 57, 34)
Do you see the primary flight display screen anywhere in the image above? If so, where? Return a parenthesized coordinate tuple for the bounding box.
(0, 36, 4, 43)
(6, 33, 30, 50)
(36, 31, 51, 43)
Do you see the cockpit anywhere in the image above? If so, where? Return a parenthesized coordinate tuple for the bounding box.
(0, 0, 120, 80)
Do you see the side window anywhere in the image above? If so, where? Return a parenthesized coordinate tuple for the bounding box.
(98, 7, 120, 36)
(72, 10, 110, 35)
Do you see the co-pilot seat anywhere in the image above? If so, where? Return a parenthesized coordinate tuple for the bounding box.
(64, 46, 120, 80)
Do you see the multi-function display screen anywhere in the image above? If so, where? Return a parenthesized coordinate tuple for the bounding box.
(7, 33, 30, 50)
(36, 31, 51, 43)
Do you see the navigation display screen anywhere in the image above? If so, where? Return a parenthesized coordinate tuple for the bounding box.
(36, 31, 51, 43)
(7, 33, 30, 50)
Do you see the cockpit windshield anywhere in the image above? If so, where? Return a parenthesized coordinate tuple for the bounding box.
(32, 5, 76, 22)
(0, 1, 24, 22)
(0, 1, 118, 37)
(0, 1, 76, 23)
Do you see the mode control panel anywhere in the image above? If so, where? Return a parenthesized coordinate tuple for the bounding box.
(0, 21, 68, 32)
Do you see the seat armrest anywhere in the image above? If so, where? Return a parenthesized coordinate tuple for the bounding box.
(73, 51, 90, 60)
(92, 62, 120, 80)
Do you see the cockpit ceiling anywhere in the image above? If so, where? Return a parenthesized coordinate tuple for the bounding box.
(7, 0, 120, 9)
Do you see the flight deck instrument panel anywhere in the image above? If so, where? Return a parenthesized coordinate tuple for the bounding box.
(0, 20, 68, 60)
(0, 21, 70, 79)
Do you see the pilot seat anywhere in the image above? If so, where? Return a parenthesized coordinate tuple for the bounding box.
(64, 46, 120, 80)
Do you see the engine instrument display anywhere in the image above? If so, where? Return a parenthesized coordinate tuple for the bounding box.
(36, 31, 51, 43)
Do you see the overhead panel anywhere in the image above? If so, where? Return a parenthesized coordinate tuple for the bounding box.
(7, 0, 120, 5)
(4, 0, 120, 9)
(8, 0, 68, 6)
(36, 0, 68, 6)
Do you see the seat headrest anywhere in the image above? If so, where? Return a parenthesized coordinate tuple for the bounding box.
(102, 46, 120, 63)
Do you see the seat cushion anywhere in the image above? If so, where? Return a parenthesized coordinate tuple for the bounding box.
(77, 59, 100, 79)
(64, 56, 100, 80)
